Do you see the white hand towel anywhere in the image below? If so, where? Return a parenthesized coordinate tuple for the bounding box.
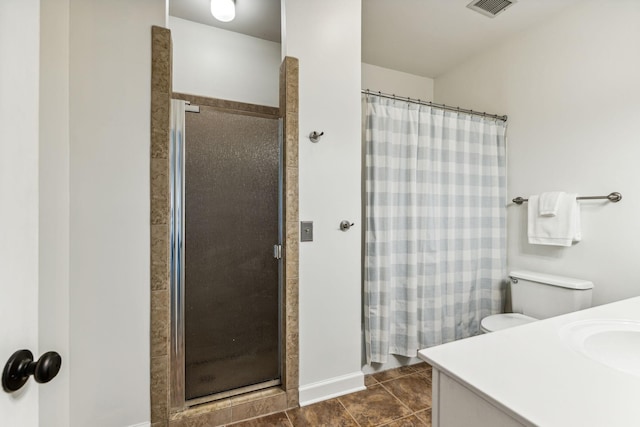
(528, 193, 581, 246)
(539, 191, 563, 216)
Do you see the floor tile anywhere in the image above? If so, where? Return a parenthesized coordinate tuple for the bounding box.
(409, 362, 432, 373)
(174, 365, 435, 427)
(364, 374, 379, 387)
(339, 385, 412, 427)
(417, 368, 432, 382)
(382, 373, 432, 412)
(372, 366, 416, 383)
(227, 411, 291, 427)
(415, 408, 431, 425)
(286, 398, 357, 427)
(381, 414, 430, 427)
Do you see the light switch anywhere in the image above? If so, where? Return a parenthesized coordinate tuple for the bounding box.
(300, 221, 313, 242)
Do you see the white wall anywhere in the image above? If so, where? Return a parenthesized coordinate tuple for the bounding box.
(435, 0, 640, 306)
(39, 0, 70, 425)
(69, 0, 164, 425)
(362, 63, 434, 100)
(283, 0, 364, 405)
(0, 1, 40, 426)
(169, 16, 281, 107)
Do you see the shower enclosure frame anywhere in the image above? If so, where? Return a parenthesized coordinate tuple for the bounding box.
(150, 25, 300, 426)
(169, 103, 284, 409)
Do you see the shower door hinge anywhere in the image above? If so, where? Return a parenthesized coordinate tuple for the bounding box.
(273, 244, 282, 260)
(185, 102, 200, 113)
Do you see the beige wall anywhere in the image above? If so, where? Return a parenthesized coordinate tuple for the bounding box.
(362, 63, 434, 101)
(283, 0, 364, 404)
(69, 0, 165, 425)
(435, 0, 640, 306)
(39, 0, 70, 425)
(169, 16, 281, 107)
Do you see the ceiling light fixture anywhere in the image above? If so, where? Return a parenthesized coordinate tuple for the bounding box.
(210, 0, 236, 22)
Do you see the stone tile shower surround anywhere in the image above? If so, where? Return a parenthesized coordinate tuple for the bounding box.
(150, 26, 300, 427)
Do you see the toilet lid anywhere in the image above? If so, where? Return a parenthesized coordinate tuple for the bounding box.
(481, 313, 537, 332)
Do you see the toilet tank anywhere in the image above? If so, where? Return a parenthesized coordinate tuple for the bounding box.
(510, 270, 593, 320)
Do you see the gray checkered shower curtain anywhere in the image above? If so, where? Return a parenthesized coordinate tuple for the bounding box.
(364, 95, 507, 364)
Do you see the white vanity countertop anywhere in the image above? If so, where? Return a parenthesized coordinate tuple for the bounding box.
(418, 296, 640, 427)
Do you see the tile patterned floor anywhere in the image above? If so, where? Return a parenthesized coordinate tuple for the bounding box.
(227, 363, 432, 427)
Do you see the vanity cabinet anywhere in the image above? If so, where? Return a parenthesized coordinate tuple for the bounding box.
(431, 369, 528, 427)
(419, 297, 640, 427)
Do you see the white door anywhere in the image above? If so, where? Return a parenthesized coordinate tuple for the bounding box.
(0, 1, 41, 426)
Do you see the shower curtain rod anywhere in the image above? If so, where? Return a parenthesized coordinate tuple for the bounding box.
(362, 89, 508, 122)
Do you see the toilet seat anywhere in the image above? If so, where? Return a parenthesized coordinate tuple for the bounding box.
(481, 313, 537, 333)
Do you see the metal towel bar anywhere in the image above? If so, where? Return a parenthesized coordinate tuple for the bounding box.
(512, 192, 622, 205)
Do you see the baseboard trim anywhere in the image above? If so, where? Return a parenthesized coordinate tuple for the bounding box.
(361, 355, 424, 375)
(299, 371, 365, 406)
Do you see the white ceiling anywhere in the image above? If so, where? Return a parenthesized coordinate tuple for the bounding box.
(169, 0, 585, 78)
(363, 0, 584, 78)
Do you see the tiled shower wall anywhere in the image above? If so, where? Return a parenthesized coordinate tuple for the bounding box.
(150, 26, 299, 427)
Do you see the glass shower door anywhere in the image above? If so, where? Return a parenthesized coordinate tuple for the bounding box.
(183, 106, 281, 402)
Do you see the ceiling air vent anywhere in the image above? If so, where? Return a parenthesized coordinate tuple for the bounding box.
(467, 0, 517, 18)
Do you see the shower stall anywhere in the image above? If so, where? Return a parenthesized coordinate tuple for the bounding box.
(169, 99, 283, 407)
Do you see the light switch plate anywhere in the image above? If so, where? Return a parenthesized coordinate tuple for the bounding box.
(300, 221, 313, 242)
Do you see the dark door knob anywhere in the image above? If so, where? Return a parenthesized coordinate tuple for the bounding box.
(2, 349, 62, 393)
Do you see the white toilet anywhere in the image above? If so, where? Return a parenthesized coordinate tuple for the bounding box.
(480, 270, 594, 333)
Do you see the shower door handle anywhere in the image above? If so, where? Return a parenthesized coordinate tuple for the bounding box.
(273, 244, 282, 260)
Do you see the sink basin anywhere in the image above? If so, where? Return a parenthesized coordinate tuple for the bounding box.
(559, 319, 640, 377)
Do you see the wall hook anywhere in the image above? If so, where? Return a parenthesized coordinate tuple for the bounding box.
(340, 220, 354, 231)
(309, 131, 324, 143)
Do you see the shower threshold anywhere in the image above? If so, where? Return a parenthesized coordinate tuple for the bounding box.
(185, 379, 282, 407)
